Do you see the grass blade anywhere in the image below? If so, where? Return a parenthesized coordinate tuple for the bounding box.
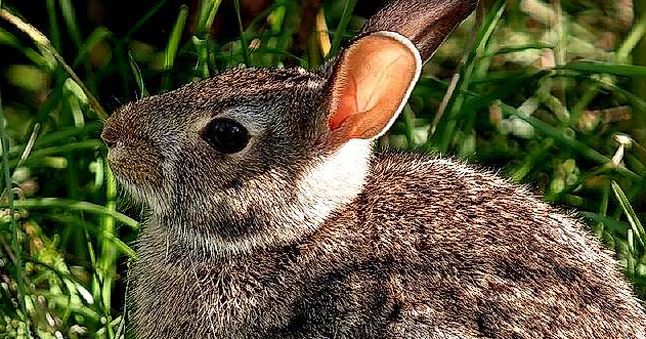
(233, 0, 250, 65)
(329, 0, 357, 57)
(98, 164, 118, 337)
(161, 4, 189, 91)
(427, 0, 505, 152)
(6, 198, 139, 230)
(0, 74, 28, 329)
(611, 181, 646, 247)
(128, 51, 148, 98)
(564, 61, 646, 78)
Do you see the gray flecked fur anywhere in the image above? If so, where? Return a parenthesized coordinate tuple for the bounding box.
(102, 0, 646, 338)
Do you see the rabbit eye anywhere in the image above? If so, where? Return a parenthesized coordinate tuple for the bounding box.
(202, 118, 250, 154)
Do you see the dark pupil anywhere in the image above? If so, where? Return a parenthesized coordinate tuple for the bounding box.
(203, 118, 249, 154)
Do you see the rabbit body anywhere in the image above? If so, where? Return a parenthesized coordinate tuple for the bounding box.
(128, 152, 646, 339)
(101, 1, 646, 337)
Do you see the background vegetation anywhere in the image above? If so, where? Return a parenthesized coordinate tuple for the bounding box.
(0, 0, 645, 337)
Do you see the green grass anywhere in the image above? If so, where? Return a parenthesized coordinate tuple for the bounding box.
(0, 0, 645, 337)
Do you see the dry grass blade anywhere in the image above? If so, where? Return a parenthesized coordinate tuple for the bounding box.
(0, 8, 108, 119)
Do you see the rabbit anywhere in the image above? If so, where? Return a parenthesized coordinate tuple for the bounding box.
(101, 0, 646, 338)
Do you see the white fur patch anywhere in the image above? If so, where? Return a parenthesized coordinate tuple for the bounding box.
(293, 139, 373, 224)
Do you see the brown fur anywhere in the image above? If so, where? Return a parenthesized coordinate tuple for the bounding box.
(102, 0, 646, 338)
(126, 154, 646, 338)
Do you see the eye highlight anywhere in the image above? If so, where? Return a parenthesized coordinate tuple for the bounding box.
(202, 118, 250, 154)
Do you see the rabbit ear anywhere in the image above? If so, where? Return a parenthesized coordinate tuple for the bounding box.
(326, 31, 422, 142)
(360, 0, 478, 62)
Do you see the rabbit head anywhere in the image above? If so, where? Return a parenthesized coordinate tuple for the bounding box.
(101, 0, 476, 255)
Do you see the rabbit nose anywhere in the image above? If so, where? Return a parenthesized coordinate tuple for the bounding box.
(101, 125, 120, 149)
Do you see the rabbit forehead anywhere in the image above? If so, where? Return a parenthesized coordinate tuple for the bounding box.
(117, 67, 325, 132)
(183, 67, 325, 104)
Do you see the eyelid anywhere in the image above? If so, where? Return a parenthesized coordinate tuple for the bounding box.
(213, 108, 265, 137)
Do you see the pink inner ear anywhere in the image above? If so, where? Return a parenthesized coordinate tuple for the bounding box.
(326, 32, 420, 142)
(329, 74, 358, 130)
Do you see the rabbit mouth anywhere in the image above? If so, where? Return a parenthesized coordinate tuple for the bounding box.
(110, 166, 171, 215)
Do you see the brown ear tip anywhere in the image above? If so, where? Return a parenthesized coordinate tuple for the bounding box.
(465, 0, 479, 13)
(449, 0, 478, 17)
